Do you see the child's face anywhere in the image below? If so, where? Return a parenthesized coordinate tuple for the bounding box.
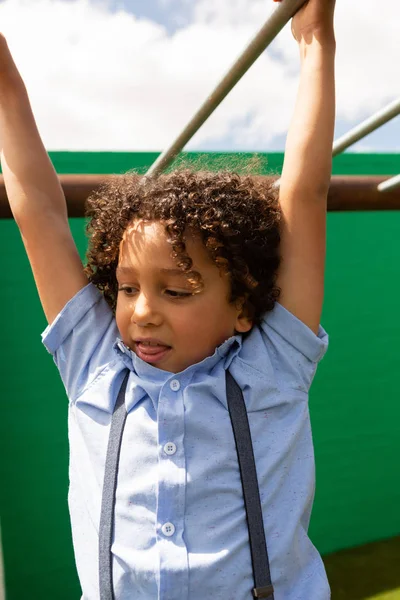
(115, 219, 252, 373)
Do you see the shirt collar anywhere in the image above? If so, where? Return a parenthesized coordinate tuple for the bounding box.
(113, 334, 243, 412)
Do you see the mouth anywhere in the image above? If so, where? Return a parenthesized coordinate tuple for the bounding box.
(134, 339, 172, 364)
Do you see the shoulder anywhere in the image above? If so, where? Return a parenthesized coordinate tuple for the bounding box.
(41, 283, 120, 400)
(42, 283, 113, 352)
(261, 302, 328, 363)
(235, 302, 328, 393)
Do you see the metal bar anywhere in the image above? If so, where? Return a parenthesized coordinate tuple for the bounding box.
(2, 175, 400, 218)
(326, 176, 400, 211)
(377, 173, 400, 193)
(332, 97, 400, 157)
(0, 174, 105, 218)
(273, 97, 400, 189)
(146, 0, 307, 177)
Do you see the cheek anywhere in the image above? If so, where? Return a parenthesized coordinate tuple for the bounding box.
(115, 300, 130, 333)
(180, 300, 237, 338)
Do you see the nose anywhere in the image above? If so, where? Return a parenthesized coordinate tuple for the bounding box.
(131, 291, 162, 327)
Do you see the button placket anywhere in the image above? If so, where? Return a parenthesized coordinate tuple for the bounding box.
(157, 377, 189, 598)
(161, 380, 180, 458)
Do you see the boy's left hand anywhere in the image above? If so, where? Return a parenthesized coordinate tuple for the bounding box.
(274, 0, 336, 334)
(275, 0, 336, 44)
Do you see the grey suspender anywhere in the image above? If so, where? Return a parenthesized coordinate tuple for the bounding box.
(99, 372, 129, 599)
(99, 370, 274, 600)
(225, 371, 274, 599)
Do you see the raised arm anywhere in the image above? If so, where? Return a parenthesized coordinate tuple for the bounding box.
(276, 0, 336, 333)
(0, 34, 87, 323)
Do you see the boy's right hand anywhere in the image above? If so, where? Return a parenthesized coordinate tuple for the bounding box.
(0, 32, 21, 73)
(0, 34, 88, 324)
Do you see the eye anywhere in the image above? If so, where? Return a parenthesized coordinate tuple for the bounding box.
(118, 286, 138, 296)
(165, 289, 191, 298)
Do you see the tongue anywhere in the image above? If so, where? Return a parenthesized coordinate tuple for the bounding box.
(138, 343, 170, 355)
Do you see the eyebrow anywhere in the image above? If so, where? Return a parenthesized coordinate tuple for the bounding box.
(116, 266, 189, 277)
(160, 268, 189, 276)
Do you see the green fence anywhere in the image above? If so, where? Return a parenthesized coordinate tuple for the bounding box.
(1, 152, 400, 599)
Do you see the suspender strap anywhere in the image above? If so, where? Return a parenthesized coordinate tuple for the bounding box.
(99, 370, 274, 599)
(226, 371, 274, 600)
(99, 371, 130, 600)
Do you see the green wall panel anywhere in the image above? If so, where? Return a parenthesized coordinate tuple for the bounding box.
(44, 150, 400, 176)
(1, 153, 400, 599)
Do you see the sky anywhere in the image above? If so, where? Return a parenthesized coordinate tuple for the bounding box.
(1, 0, 399, 152)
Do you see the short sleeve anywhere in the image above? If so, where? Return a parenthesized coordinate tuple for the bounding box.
(41, 283, 119, 401)
(258, 302, 328, 392)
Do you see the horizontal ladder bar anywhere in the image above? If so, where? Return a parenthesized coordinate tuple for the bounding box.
(2, 175, 400, 218)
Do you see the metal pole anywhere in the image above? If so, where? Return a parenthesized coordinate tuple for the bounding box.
(146, 0, 307, 177)
(377, 173, 400, 193)
(332, 97, 400, 157)
(274, 97, 400, 189)
(2, 175, 400, 217)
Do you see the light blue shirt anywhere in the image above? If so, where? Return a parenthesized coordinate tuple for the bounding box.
(42, 283, 330, 600)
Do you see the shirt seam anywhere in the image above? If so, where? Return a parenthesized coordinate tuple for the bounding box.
(42, 283, 102, 353)
(234, 355, 277, 384)
(234, 357, 310, 397)
(261, 305, 328, 364)
(73, 356, 124, 404)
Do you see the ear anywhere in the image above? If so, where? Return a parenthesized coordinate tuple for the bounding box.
(235, 313, 253, 333)
(234, 297, 253, 333)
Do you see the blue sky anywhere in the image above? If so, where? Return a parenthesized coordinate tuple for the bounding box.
(2, 0, 399, 152)
(102, 0, 192, 32)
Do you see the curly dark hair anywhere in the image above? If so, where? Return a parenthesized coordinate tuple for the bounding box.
(84, 169, 281, 325)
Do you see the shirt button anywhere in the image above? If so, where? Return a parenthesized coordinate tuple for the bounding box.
(164, 442, 177, 456)
(161, 522, 175, 537)
(170, 379, 180, 391)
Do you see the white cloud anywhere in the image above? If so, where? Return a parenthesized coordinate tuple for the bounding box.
(1, 0, 399, 151)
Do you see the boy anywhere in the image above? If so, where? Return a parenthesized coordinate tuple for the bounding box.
(1, 0, 336, 597)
